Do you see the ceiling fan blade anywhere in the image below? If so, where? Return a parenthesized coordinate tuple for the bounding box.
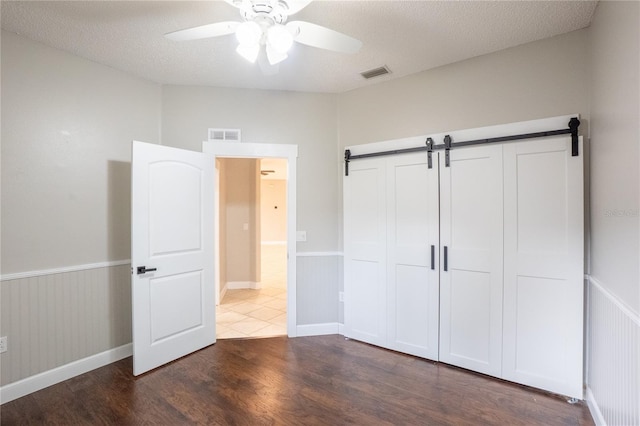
(283, 0, 313, 15)
(165, 21, 239, 42)
(224, 0, 253, 13)
(287, 21, 362, 54)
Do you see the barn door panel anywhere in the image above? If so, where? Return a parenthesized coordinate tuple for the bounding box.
(343, 158, 387, 346)
(502, 136, 584, 399)
(386, 153, 440, 360)
(439, 145, 504, 377)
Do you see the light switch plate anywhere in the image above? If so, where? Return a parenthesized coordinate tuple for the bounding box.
(296, 231, 307, 242)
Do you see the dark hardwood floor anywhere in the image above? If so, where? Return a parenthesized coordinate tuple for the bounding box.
(1, 335, 593, 425)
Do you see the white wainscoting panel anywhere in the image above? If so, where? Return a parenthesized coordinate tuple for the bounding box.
(0, 264, 132, 388)
(587, 276, 640, 426)
(296, 253, 341, 327)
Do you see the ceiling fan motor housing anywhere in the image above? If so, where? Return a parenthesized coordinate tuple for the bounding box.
(240, 1, 290, 25)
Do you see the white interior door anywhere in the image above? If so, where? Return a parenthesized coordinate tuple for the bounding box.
(439, 145, 504, 377)
(344, 157, 387, 346)
(131, 141, 215, 376)
(386, 153, 440, 360)
(502, 136, 584, 399)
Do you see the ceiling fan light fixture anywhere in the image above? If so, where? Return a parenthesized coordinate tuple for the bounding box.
(235, 21, 262, 46)
(267, 24, 294, 53)
(236, 43, 260, 63)
(169, 0, 362, 74)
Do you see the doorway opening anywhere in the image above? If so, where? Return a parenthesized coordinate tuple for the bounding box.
(215, 157, 288, 339)
(202, 141, 297, 339)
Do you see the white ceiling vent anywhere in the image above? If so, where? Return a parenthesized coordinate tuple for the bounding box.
(360, 65, 391, 80)
(208, 128, 241, 142)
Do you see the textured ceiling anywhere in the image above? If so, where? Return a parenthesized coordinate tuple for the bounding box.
(1, 1, 598, 93)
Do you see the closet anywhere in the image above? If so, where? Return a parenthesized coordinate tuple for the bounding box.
(343, 118, 584, 399)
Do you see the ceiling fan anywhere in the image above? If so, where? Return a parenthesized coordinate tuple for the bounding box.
(165, 0, 362, 72)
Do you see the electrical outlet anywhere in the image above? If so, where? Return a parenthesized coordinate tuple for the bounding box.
(339, 292, 344, 302)
(0, 336, 7, 354)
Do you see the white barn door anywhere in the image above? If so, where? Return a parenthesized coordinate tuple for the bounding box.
(386, 153, 440, 359)
(439, 145, 504, 377)
(344, 152, 439, 359)
(343, 158, 387, 346)
(502, 136, 584, 399)
(131, 141, 215, 376)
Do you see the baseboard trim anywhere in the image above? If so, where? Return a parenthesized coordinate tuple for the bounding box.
(585, 387, 607, 426)
(1, 260, 131, 281)
(226, 281, 261, 290)
(296, 323, 341, 337)
(220, 283, 228, 301)
(0, 343, 132, 405)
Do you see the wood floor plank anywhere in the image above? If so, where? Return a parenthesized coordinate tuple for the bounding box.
(1, 335, 594, 425)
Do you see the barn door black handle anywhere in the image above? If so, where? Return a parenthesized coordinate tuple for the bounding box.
(443, 246, 448, 272)
(430, 245, 435, 270)
(137, 266, 157, 275)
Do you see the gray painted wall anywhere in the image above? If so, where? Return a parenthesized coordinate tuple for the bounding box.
(337, 29, 589, 149)
(222, 158, 261, 284)
(1, 30, 162, 275)
(588, 1, 639, 313)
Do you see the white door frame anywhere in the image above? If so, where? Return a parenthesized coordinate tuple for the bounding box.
(203, 141, 298, 337)
(214, 159, 221, 306)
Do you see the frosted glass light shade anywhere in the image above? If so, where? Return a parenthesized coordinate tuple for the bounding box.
(236, 44, 260, 63)
(267, 24, 293, 53)
(236, 21, 261, 46)
(266, 44, 288, 65)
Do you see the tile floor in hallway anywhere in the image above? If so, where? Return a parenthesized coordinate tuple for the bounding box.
(216, 244, 287, 339)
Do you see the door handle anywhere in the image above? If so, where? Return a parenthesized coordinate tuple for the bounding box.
(430, 245, 435, 270)
(443, 246, 448, 272)
(136, 266, 157, 275)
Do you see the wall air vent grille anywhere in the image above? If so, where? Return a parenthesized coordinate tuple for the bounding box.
(360, 66, 391, 80)
(208, 128, 241, 142)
